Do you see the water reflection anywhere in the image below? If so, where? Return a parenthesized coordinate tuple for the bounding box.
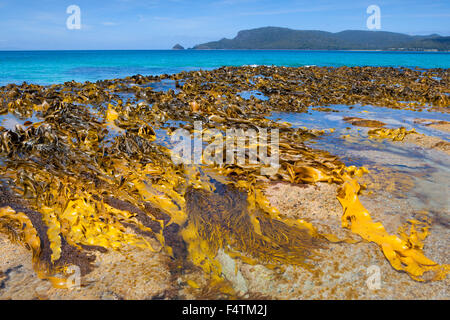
(269, 105, 450, 215)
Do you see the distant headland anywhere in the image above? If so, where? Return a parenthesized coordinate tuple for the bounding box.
(189, 27, 450, 51)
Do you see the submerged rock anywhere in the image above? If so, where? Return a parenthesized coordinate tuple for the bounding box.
(343, 117, 386, 128)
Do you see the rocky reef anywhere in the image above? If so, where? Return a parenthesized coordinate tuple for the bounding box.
(0, 66, 448, 299)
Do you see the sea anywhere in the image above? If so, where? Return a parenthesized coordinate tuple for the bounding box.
(0, 50, 449, 86)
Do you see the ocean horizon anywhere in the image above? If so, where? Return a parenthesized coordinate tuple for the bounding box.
(1, 50, 449, 86)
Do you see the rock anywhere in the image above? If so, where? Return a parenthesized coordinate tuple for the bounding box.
(172, 44, 185, 50)
(343, 117, 386, 128)
(216, 249, 248, 295)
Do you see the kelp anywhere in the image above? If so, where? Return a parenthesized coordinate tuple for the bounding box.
(337, 175, 448, 281)
(343, 117, 386, 128)
(0, 65, 448, 294)
(0, 206, 70, 288)
(172, 66, 450, 113)
(368, 127, 417, 141)
(182, 181, 323, 285)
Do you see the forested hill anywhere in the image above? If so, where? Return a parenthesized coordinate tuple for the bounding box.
(192, 27, 450, 51)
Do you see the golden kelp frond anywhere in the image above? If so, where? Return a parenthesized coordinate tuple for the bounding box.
(336, 175, 449, 281)
(368, 127, 417, 141)
(0, 207, 40, 254)
(182, 183, 324, 283)
(0, 206, 69, 288)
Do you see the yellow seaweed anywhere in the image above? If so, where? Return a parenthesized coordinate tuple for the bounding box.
(0, 206, 69, 288)
(336, 174, 449, 281)
(368, 127, 417, 141)
(0, 65, 448, 297)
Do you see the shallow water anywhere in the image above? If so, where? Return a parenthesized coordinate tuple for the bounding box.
(238, 90, 269, 101)
(269, 106, 450, 215)
(270, 104, 450, 139)
(146, 79, 181, 94)
(0, 113, 41, 130)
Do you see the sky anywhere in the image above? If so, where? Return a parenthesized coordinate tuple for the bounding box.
(0, 0, 449, 50)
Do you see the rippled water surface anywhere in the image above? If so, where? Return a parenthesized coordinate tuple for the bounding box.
(269, 106, 450, 214)
(1, 50, 449, 85)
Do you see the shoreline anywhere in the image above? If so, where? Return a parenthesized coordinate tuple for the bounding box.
(0, 65, 449, 299)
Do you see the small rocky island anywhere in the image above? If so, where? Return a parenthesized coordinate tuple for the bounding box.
(172, 44, 185, 50)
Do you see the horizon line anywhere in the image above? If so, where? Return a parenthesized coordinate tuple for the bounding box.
(0, 49, 449, 53)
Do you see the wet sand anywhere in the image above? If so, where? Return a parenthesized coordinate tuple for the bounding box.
(403, 134, 450, 155)
(261, 182, 449, 299)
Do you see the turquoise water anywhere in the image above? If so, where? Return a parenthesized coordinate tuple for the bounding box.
(1, 50, 449, 86)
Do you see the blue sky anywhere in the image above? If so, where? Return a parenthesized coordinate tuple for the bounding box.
(0, 0, 449, 50)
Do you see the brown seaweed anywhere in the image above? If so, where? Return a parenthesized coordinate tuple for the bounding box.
(0, 65, 448, 293)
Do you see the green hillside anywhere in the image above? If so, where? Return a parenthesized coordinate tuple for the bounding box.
(192, 27, 449, 51)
